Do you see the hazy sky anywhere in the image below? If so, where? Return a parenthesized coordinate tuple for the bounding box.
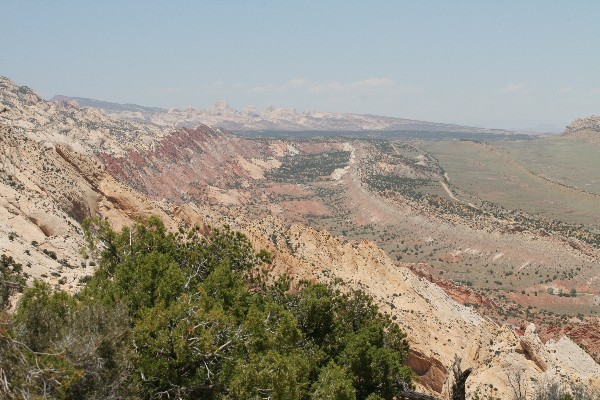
(1, 1, 599, 131)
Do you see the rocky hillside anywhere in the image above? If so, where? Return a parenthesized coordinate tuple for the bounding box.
(564, 115, 600, 134)
(563, 115, 600, 142)
(1, 77, 170, 155)
(97, 124, 350, 207)
(177, 209, 600, 398)
(0, 77, 182, 290)
(52, 95, 511, 134)
(0, 123, 179, 291)
(99, 124, 276, 202)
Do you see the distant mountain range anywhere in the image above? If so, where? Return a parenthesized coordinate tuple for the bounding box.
(52, 95, 165, 116)
(51, 95, 515, 135)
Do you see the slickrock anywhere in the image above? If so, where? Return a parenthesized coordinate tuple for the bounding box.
(519, 324, 550, 372)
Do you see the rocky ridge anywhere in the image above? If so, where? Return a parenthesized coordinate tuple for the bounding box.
(97, 125, 350, 207)
(564, 115, 600, 134)
(99, 125, 278, 202)
(563, 115, 600, 142)
(0, 124, 179, 291)
(0, 77, 181, 290)
(1, 77, 171, 155)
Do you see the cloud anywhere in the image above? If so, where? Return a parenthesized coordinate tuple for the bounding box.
(307, 78, 395, 93)
(250, 78, 307, 93)
(591, 88, 600, 95)
(501, 83, 524, 93)
(557, 87, 573, 94)
(288, 78, 306, 87)
(249, 78, 398, 95)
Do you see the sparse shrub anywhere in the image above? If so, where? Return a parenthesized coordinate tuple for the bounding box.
(42, 248, 58, 260)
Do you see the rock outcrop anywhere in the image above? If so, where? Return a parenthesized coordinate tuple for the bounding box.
(1, 76, 170, 155)
(0, 78, 179, 291)
(564, 115, 600, 134)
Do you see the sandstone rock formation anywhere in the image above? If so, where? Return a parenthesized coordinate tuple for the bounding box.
(1, 76, 170, 155)
(564, 115, 600, 134)
(0, 77, 179, 291)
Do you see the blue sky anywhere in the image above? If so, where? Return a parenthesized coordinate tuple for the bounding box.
(1, 1, 599, 131)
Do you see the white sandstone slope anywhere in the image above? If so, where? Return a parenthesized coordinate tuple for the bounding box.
(1, 76, 171, 155)
(0, 77, 180, 291)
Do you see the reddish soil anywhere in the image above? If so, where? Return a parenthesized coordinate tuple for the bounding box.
(279, 200, 330, 218)
(100, 125, 269, 202)
(408, 264, 496, 309)
(411, 264, 600, 364)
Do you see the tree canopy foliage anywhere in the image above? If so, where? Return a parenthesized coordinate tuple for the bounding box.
(1, 216, 413, 399)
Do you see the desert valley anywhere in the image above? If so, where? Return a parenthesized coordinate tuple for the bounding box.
(2, 74, 600, 399)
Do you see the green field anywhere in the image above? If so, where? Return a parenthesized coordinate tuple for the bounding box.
(496, 137, 600, 195)
(420, 139, 600, 228)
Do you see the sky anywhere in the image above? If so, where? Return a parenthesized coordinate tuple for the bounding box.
(1, 1, 599, 131)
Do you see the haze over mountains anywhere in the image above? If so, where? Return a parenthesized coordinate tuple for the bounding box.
(3, 76, 600, 398)
(51, 94, 516, 135)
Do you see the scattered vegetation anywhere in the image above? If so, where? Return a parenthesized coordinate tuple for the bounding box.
(267, 151, 351, 182)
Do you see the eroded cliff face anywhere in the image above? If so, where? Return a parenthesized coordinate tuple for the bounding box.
(0, 127, 179, 291)
(0, 77, 180, 290)
(98, 125, 277, 202)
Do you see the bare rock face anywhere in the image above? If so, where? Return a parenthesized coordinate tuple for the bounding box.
(0, 77, 179, 292)
(540, 323, 600, 364)
(519, 323, 550, 372)
(565, 115, 600, 134)
(406, 350, 448, 393)
(1, 76, 170, 155)
(0, 127, 178, 290)
(547, 335, 600, 380)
